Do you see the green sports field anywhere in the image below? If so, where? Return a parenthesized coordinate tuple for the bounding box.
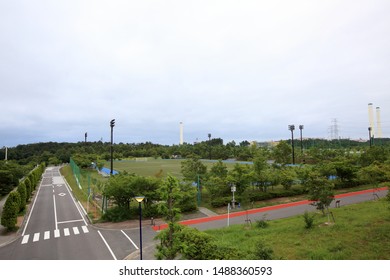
(103, 158, 241, 179)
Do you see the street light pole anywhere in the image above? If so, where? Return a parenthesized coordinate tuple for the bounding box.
(288, 125, 295, 165)
(110, 119, 115, 175)
(135, 196, 145, 260)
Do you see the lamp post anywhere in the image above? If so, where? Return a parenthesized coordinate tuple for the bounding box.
(110, 119, 115, 175)
(135, 196, 145, 260)
(288, 125, 295, 165)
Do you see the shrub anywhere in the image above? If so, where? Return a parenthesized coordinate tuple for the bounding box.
(303, 210, 315, 229)
(255, 214, 269, 228)
(253, 239, 274, 260)
(102, 206, 137, 222)
(1, 191, 21, 230)
(16, 182, 27, 212)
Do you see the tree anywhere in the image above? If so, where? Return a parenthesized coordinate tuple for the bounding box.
(180, 156, 207, 183)
(305, 172, 335, 218)
(103, 173, 137, 209)
(227, 163, 252, 195)
(272, 141, 291, 165)
(0, 170, 14, 196)
(1, 191, 21, 230)
(155, 175, 183, 260)
(16, 182, 27, 212)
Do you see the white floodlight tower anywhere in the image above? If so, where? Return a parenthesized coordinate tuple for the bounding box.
(179, 122, 184, 145)
(376, 107, 383, 138)
(368, 103, 375, 137)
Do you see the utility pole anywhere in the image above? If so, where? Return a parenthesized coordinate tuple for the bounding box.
(110, 119, 115, 175)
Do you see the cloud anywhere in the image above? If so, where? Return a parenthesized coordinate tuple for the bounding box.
(1, 1, 390, 146)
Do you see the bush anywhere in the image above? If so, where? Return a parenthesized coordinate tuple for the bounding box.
(102, 206, 137, 222)
(211, 197, 232, 208)
(253, 239, 274, 260)
(303, 210, 315, 229)
(1, 191, 21, 230)
(255, 214, 269, 228)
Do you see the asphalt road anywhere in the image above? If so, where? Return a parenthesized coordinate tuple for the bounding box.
(0, 166, 388, 260)
(0, 167, 144, 260)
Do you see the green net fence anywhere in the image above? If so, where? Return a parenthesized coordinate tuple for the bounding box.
(69, 157, 106, 219)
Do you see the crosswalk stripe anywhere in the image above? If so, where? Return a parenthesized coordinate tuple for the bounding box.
(44, 231, 50, 240)
(21, 226, 90, 244)
(73, 227, 80, 235)
(21, 235, 30, 244)
(33, 233, 40, 242)
(82, 226, 89, 233)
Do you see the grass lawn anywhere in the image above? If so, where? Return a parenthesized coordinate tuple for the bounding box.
(206, 199, 390, 259)
(105, 158, 239, 179)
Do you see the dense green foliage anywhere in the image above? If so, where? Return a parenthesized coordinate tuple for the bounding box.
(1, 191, 21, 230)
(1, 163, 45, 230)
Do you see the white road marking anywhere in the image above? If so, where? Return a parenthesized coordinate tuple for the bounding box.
(57, 219, 84, 224)
(44, 231, 50, 240)
(73, 227, 80, 235)
(97, 230, 117, 260)
(21, 235, 30, 244)
(64, 228, 70, 236)
(53, 194, 58, 230)
(54, 229, 60, 238)
(82, 226, 89, 233)
(33, 233, 40, 242)
(121, 230, 139, 250)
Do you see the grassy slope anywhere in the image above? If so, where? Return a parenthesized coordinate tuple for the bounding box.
(206, 199, 390, 260)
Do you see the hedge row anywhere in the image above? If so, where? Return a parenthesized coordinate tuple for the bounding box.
(1, 163, 45, 230)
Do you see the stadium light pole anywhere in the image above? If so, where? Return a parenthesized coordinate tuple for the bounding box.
(208, 133, 211, 160)
(288, 125, 295, 165)
(299, 125, 304, 155)
(110, 119, 115, 175)
(135, 196, 145, 260)
(368, 127, 372, 147)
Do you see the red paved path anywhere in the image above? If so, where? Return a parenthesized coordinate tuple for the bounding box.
(153, 187, 388, 231)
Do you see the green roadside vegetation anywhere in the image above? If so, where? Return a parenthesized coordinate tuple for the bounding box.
(205, 198, 390, 259)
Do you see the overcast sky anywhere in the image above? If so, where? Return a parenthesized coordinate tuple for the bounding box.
(1, 0, 389, 147)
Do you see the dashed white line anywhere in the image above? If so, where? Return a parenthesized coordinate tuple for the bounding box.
(54, 229, 60, 238)
(64, 228, 70, 236)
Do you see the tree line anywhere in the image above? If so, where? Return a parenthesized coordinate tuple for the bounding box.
(3, 137, 390, 166)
